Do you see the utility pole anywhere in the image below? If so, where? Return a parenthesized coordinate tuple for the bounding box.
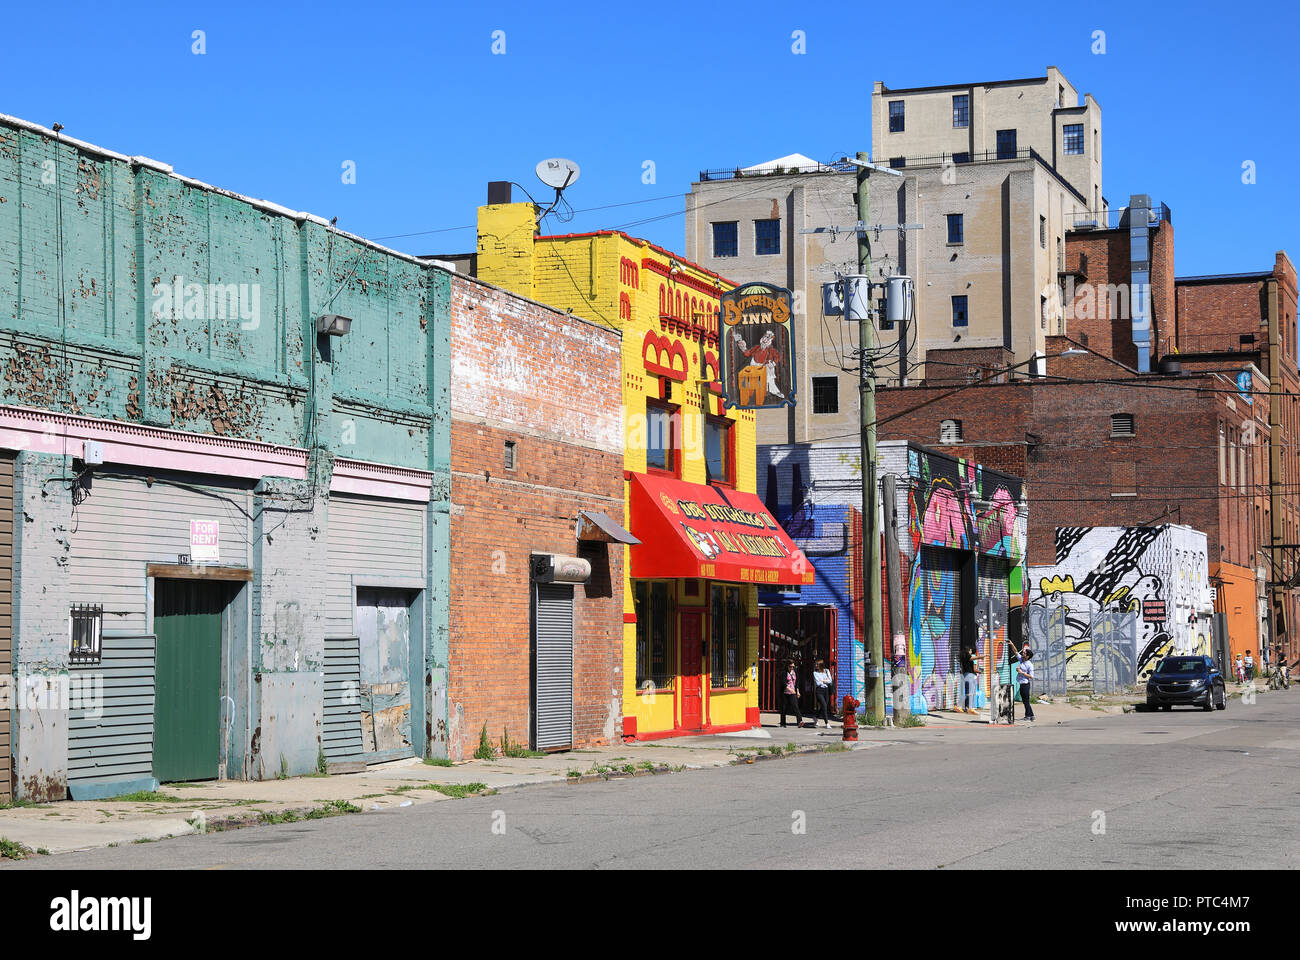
(802, 155, 913, 723)
(854, 151, 885, 724)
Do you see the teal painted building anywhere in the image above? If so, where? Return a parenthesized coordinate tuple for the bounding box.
(0, 113, 452, 800)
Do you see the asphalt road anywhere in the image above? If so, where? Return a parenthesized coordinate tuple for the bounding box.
(12, 692, 1300, 870)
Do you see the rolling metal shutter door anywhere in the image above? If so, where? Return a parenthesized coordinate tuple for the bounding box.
(322, 635, 365, 763)
(533, 584, 574, 751)
(0, 453, 12, 803)
(978, 558, 1011, 693)
(918, 546, 962, 710)
(68, 635, 157, 798)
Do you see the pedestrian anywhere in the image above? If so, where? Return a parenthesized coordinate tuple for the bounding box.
(1234, 654, 1245, 684)
(780, 660, 803, 728)
(812, 659, 833, 727)
(961, 645, 982, 714)
(1244, 649, 1255, 681)
(1015, 644, 1036, 722)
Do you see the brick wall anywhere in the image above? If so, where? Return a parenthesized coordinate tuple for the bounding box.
(447, 275, 624, 759)
(876, 369, 1263, 568)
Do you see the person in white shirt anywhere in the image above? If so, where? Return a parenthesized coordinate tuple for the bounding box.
(1014, 644, 1036, 722)
(812, 659, 834, 728)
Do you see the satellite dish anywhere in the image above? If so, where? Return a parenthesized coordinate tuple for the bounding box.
(536, 158, 580, 191)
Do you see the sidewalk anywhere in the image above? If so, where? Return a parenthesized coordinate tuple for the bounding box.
(0, 722, 880, 858)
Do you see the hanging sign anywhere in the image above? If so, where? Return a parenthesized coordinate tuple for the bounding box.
(719, 282, 795, 409)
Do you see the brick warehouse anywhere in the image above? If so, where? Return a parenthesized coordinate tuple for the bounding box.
(445, 273, 627, 758)
(1170, 252, 1300, 668)
(876, 337, 1272, 661)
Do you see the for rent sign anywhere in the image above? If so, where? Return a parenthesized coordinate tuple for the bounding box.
(189, 520, 220, 563)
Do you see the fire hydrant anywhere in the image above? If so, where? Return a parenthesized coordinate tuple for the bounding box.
(841, 694, 860, 741)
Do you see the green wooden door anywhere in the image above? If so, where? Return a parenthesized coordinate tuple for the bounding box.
(153, 580, 224, 782)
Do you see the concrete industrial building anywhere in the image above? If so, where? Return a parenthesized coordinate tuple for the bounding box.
(686, 66, 1106, 449)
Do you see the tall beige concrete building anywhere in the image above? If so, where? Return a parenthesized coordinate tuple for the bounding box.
(686, 67, 1105, 448)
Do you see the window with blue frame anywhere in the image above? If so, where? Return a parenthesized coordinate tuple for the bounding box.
(754, 219, 781, 256)
(952, 295, 969, 327)
(1063, 123, 1084, 155)
(952, 94, 969, 127)
(996, 129, 1017, 159)
(713, 221, 738, 258)
(947, 213, 964, 244)
(889, 100, 905, 132)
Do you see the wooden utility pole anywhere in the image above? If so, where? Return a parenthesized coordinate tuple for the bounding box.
(854, 152, 885, 723)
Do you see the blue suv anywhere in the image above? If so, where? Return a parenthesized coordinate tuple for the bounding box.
(1146, 655, 1227, 711)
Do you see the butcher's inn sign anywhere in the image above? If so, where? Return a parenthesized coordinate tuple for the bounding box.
(720, 282, 796, 410)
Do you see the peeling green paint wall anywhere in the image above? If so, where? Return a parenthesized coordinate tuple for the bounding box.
(0, 118, 449, 474)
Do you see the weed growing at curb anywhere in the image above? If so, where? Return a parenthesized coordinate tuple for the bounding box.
(425, 783, 489, 799)
(424, 757, 454, 767)
(1, 837, 33, 860)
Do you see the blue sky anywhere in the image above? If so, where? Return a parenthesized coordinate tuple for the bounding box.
(4, 0, 1296, 275)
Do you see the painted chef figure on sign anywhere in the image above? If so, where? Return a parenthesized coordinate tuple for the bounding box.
(732, 328, 785, 403)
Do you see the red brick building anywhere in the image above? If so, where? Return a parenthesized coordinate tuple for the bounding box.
(1170, 253, 1300, 666)
(447, 276, 627, 758)
(877, 336, 1271, 659)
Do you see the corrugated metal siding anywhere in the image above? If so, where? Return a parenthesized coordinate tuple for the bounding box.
(68, 634, 156, 793)
(322, 635, 364, 762)
(326, 495, 426, 636)
(0, 452, 12, 803)
(533, 584, 573, 751)
(69, 474, 253, 632)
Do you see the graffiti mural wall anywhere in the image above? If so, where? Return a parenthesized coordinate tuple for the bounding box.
(1028, 525, 1213, 685)
(881, 442, 1029, 714)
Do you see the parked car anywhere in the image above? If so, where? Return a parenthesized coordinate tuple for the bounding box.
(1146, 655, 1227, 711)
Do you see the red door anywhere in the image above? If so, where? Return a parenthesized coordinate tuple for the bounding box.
(680, 611, 705, 731)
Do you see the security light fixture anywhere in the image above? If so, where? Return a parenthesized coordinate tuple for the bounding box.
(317, 314, 352, 337)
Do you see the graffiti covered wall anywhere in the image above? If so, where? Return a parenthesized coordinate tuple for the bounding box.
(1029, 525, 1213, 685)
(882, 442, 1029, 714)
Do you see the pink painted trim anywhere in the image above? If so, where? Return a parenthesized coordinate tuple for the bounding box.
(0, 405, 308, 480)
(331, 457, 434, 502)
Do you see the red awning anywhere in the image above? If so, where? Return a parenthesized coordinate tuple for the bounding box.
(628, 473, 814, 586)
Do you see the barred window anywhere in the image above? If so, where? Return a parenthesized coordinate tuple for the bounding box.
(635, 581, 674, 690)
(70, 604, 103, 665)
(710, 584, 744, 688)
(812, 376, 839, 414)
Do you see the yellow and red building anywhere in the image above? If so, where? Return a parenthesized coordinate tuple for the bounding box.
(475, 202, 811, 739)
